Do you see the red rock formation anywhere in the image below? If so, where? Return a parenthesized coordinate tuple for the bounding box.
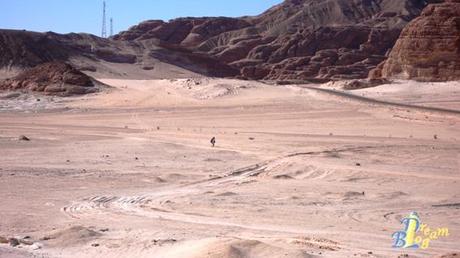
(0, 61, 99, 96)
(379, 0, 460, 81)
(114, 0, 433, 81)
(0, 0, 443, 81)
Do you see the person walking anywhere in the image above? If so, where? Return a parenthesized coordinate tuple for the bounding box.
(210, 137, 216, 147)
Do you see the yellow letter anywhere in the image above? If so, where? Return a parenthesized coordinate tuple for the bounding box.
(421, 238, 430, 249)
(420, 224, 427, 231)
(423, 226, 431, 236)
(437, 228, 449, 237)
(403, 213, 421, 248)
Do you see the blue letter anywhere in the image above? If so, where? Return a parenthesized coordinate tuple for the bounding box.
(392, 231, 407, 248)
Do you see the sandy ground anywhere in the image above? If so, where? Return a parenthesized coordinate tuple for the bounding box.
(0, 78, 459, 258)
(324, 80, 460, 111)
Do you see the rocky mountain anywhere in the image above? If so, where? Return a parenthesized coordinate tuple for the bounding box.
(373, 0, 460, 81)
(0, 0, 448, 83)
(0, 30, 137, 68)
(0, 29, 237, 79)
(114, 0, 436, 80)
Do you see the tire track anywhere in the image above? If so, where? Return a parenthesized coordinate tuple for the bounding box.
(62, 145, 457, 233)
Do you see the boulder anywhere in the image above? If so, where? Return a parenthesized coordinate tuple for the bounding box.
(0, 61, 99, 96)
(9, 238, 20, 247)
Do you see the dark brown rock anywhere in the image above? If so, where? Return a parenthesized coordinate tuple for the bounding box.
(18, 135, 30, 141)
(0, 30, 137, 69)
(0, 61, 99, 96)
(9, 238, 20, 247)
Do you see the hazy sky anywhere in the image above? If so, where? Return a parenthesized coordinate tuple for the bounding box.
(0, 0, 282, 36)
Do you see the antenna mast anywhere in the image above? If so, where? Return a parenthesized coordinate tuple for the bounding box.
(110, 18, 113, 37)
(101, 1, 107, 38)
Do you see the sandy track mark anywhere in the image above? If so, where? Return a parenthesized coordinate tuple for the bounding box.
(61, 144, 447, 230)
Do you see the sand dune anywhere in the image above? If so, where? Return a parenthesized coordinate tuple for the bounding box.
(0, 78, 459, 257)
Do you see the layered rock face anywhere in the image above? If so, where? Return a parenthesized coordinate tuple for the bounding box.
(115, 0, 433, 80)
(379, 0, 460, 81)
(0, 0, 443, 81)
(0, 61, 99, 96)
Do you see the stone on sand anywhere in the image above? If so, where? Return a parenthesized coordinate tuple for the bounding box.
(18, 135, 30, 141)
(9, 238, 20, 247)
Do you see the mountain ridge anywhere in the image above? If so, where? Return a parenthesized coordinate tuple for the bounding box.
(0, 0, 447, 82)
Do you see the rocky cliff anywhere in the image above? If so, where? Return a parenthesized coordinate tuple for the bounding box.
(114, 0, 434, 80)
(0, 0, 443, 81)
(377, 0, 460, 81)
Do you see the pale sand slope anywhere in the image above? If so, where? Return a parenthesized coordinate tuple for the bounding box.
(0, 78, 459, 258)
(353, 81, 460, 110)
(322, 80, 460, 111)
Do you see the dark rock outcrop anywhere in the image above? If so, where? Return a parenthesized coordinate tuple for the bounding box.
(0, 30, 139, 68)
(378, 0, 460, 81)
(0, 61, 99, 96)
(0, 29, 236, 78)
(0, 30, 70, 68)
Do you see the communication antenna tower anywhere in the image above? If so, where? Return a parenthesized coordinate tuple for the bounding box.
(101, 1, 107, 38)
(110, 18, 113, 37)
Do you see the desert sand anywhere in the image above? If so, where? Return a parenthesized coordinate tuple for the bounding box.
(0, 78, 459, 258)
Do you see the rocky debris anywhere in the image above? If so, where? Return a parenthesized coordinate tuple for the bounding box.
(343, 79, 389, 90)
(41, 226, 102, 247)
(18, 135, 30, 141)
(30, 243, 42, 250)
(0, 61, 99, 96)
(0, 235, 43, 250)
(18, 238, 33, 246)
(152, 238, 177, 246)
(378, 0, 460, 81)
(9, 238, 20, 247)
